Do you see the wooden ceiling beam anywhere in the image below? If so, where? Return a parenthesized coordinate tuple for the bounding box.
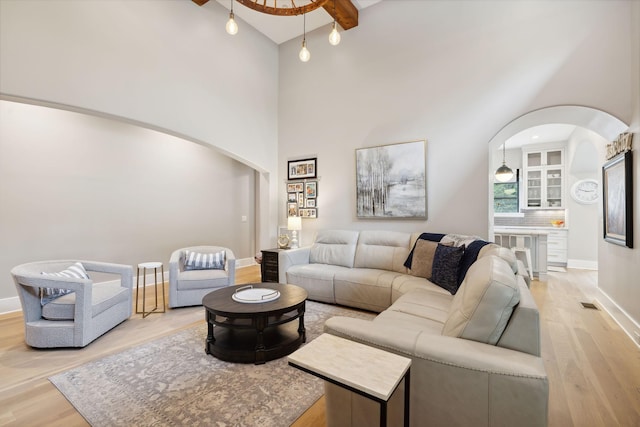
(322, 0, 358, 30)
(191, 0, 359, 31)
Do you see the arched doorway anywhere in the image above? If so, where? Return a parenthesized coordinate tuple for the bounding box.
(487, 105, 628, 274)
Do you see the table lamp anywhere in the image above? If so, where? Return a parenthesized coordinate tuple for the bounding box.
(288, 216, 302, 249)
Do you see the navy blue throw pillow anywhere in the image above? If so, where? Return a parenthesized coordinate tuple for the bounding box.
(431, 244, 465, 294)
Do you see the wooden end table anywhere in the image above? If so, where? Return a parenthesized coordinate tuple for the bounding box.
(288, 333, 411, 427)
(202, 283, 307, 364)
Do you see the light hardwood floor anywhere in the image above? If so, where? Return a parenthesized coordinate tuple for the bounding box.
(1, 266, 639, 426)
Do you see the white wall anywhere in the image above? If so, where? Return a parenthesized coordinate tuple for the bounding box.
(566, 127, 606, 268)
(0, 101, 255, 302)
(278, 0, 633, 246)
(597, 0, 640, 340)
(0, 0, 281, 252)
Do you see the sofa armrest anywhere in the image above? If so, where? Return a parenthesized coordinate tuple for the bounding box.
(278, 247, 310, 283)
(324, 316, 548, 426)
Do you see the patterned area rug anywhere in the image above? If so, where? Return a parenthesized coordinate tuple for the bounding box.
(50, 301, 374, 427)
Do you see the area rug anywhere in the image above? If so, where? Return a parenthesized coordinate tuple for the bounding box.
(49, 301, 374, 427)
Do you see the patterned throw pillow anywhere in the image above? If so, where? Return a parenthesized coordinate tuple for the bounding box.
(409, 240, 453, 279)
(184, 250, 226, 270)
(431, 244, 465, 294)
(40, 262, 89, 305)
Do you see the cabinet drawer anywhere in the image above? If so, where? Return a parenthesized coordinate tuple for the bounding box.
(547, 239, 567, 250)
(548, 249, 567, 263)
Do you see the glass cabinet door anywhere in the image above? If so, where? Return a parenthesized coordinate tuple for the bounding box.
(526, 170, 542, 207)
(527, 152, 542, 167)
(546, 150, 562, 166)
(546, 168, 562, 207)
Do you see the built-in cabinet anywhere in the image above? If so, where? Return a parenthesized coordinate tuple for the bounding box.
(547, 229, 568, 266)
(523, 146, 565, 208)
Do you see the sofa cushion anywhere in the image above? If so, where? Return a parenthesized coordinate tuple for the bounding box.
(42, 282, 129, 320)
(353, 230, 411, 273)
(309, 230, 359, 268)
(442, 255, 520, 345)
(334, 268, 401, 312)
(386, 287, 453, 325)
(286, 264, 349, 303)
(391, 274, 451, 303)
(431, 244, 465, 294)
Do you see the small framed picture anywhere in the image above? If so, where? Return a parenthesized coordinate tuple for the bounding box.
(305, 181, 317, 199)
(287, 183, 297, 192)
(287, 202, 298, 217)
(297, 192, 305, 207)
(288, 158, 317, 180)
(306, 199, 316, 208)
(300, 208, 317, 218)
(288, 192, 297, 202)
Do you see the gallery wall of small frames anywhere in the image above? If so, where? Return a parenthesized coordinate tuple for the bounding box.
(287, 157, 318, 219)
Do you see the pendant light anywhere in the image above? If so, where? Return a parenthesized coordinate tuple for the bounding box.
(495, 142, 514, 182)
(299, 14, 311, 62)
(328, 0, 341, 45)
(225, 0, 238, 35)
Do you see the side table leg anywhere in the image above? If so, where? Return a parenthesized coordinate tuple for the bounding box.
(135, 267, 140, 314)
(404, 369, 411, 427)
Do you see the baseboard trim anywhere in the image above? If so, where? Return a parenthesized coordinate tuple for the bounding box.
(595, 288, 640, 349)
(1, 262, 257, 315)
(567, 259, 598, 270)
(0, 297, 21, 315)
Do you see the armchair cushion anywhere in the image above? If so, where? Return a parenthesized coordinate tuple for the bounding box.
(184, 250, 226, 270)
(42, 282, 130, 320)
(40, 262, 89, 305)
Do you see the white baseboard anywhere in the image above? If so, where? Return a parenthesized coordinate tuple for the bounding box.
(595, 288, 640, 349)
(236, 257, 258, 268)
(0, 297, 21, 315)
(567, 259, 598, 270)
(1, 261, 258, 315)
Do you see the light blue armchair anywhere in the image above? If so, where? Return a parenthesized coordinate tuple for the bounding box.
(11, 260, 133, 348)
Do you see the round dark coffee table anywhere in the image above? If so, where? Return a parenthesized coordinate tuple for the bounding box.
(203, 283, 308, 364)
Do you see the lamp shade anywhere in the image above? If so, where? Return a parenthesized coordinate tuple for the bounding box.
(495, 164, 514, 182)
(288, 216, 302, 231)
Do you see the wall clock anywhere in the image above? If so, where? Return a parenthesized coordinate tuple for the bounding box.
(570, 179, 599, 204)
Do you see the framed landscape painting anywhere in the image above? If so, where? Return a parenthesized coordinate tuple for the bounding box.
(602, 151, 633, 248)
(356, 140, 427, 219)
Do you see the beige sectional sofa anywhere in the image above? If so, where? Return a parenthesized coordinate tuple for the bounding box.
(279, 229, 548, 426)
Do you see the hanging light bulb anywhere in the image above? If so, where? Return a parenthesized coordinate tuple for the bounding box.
(328, 0, 340, 46)
(495, 142, 514, 182)
(329, 21, 341, 46)
(299, 40, 311, 62)
(299, 14, 310, 62)
(225, 1, 238, 35)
